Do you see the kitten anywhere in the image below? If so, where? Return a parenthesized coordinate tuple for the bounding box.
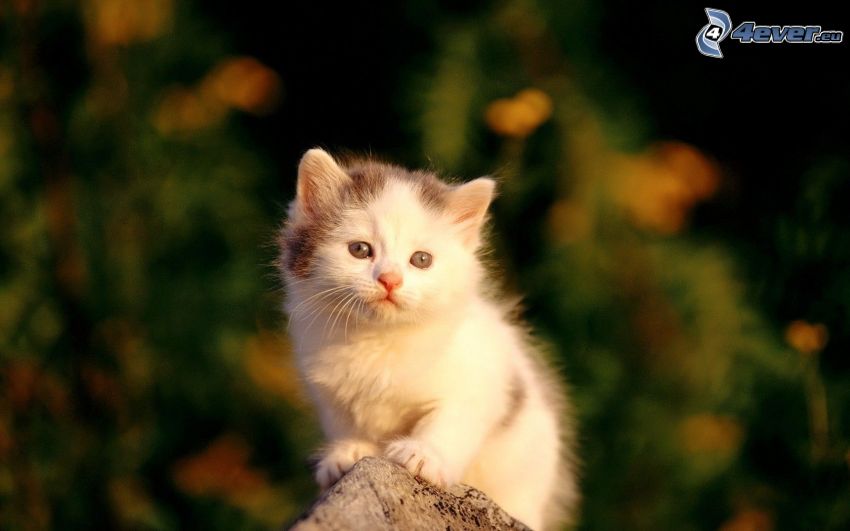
(279, 148, 578, 530)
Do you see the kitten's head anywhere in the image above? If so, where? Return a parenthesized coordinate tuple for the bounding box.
(280, 148, 495, 328)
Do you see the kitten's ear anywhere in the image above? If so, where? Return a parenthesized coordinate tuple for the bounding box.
(447, 177, 496, 247)
(294, 148, 351, 219)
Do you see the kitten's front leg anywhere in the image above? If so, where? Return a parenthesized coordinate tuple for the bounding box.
(314, 438, 379, 489)
(384, 399, 499, 488)
(311, 391, 379, 489)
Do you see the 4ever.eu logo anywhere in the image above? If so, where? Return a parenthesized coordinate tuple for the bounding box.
(696, 7, 844, 58)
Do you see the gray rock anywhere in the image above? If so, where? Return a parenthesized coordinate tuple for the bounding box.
(289, 457, 532, 531)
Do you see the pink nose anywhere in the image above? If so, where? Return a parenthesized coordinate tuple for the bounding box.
(377, 272, 403, 293)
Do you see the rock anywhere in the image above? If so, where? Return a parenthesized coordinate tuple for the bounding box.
(288, 457, 531, 531)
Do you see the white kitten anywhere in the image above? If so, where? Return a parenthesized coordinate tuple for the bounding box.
(279, 148, 578, 530)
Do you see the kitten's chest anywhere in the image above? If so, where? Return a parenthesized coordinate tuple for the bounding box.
(303, 334, 442, 439)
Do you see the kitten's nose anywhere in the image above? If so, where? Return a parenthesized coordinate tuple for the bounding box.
(377, 272, 403, 293)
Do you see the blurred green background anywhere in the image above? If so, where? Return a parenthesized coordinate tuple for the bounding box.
(1, 0, 848, 529)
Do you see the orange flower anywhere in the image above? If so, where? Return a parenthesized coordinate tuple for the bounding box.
(485, 88, 553, 138)
(613, 141, 720, 234)
(87, 0, 173, 45)
(173, 435, 269, 501)
(152, 57, 281, 135)
(785, 320, 828, 355)
(200, 57, 282, 115)
(173, 435, 291, 522)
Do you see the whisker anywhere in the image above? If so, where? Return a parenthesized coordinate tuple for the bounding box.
(289, 286, 348, 315)
(286, 287, 349, 333)
(343, 295, 361, 341)
(301, 294, 343, 326)
(325, 292, 356, 339)
(301, 292, 348, 339)
(289, 289, 348, 321)
(354, 298, 365, 333)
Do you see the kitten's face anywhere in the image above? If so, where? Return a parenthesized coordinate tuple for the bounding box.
(281, 149, 494, 329)
(309, 180, 475, 324)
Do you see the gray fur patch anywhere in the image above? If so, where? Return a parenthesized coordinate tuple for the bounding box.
(499, 372, 527, 429)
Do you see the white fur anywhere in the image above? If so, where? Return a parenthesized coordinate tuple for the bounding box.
(284, 153, 577, 530)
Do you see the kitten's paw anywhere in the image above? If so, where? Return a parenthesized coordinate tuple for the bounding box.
(315, 439, 378, 489)
(384, 438, 455, 488)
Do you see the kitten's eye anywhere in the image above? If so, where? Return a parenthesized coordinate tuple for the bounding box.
(348, 241, 373, 259)
(410, 251, 433, 269)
